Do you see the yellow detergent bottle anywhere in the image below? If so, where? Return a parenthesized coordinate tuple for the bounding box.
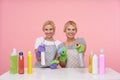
(27, 51, 32, 74)
(89, 51, 93, 73)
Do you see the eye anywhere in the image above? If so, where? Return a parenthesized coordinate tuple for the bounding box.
(72, 29, 76, 31)
(45, 29, 48, 31)
(67, 28, 71, 31)
(49, 28, 53, 31)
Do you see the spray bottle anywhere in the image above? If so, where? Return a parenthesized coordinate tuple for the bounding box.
(18, 51, 24, 74)
(27, 51, 32, 74)
(99, 48, 105, 74)
(92, 54, 98, 74)
(76, 43, 85, 67)
(40, 44, 46, 66)
(89, 51, 93, 73)
(10, 48, 18, 74)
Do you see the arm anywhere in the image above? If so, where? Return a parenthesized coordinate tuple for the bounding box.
(59, 58, 66, 68)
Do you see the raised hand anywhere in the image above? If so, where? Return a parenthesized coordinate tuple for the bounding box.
(76, 43, 85, 53)
(58, 47, 67, 62)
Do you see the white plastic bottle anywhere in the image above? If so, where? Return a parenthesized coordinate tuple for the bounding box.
(99, 48, 105, 74)
(41, 52, 45, 65)
(41, 44, 45, 66)
(92, 54, 98, 74)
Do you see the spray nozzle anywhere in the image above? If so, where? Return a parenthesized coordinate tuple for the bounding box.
(100, 48, 104, 54)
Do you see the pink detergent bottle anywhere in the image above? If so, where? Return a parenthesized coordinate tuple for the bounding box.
(99, 48, 105, 74)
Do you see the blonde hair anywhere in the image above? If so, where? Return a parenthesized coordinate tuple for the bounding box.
(42, 20, 56, 31)
(64, 20, 77, 32)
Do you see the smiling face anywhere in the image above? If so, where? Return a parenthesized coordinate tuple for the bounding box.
(65, 25, 77, 39)
(64, 21, 77, 39)
(43, 24, 55, 39)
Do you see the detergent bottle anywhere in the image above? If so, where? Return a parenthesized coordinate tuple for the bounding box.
(89, 51, 93, 73)
(10, 48, 18, 74)
(18, 51, 24, 74)
(76, 43, 85, 67)
(92, 54, 98, 74)
(99, 48, 105, 74)
(27, 51, 32, 74)
(40, 44, 46, 65)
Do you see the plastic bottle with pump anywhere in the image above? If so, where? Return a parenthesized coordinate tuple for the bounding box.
(99, 48, 105, 74)
(92, 54, 98, 74)
(18, 51, 24, 74)
(89, 51, 93, 73)
(10, 48, 18, 74)
(27, 51, 32, 74)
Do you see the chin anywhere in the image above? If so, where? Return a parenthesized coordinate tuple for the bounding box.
(68, 36, 74, 39)
(47, 36, 53, 38)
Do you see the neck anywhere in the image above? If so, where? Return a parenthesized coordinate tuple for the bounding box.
(65, 37, 76, 46)
(67, 37, 75, 42)
(45, 37, 54, 41)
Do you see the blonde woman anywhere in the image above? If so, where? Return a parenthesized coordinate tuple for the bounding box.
(34, 20, 61, 68)
(58, 21, 86, 68)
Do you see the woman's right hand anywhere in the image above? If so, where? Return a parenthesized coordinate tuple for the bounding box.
(35, 49, 41, 62)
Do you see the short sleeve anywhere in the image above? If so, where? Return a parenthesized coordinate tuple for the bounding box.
(55, 40, 62, 49)
(76, 38, 86, 45)
(34, 37, 44, 49)
(57, 43, 64, 50)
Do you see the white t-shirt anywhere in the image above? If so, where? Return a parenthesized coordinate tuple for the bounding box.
(34, 37, 61, 49)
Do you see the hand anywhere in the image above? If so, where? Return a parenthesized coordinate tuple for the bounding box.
(36, 44, 45, 58)
(50, 60, 59, 69)
(76, 43, 85, 53)
(58, 47, 67, 62)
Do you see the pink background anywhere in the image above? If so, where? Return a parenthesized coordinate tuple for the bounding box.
(0, 0, 120, 75)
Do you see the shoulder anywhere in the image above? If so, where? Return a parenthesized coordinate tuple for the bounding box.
(76, 37, 86, 44)
(35, 37, 44, 42)
(55, 40, 62, 48)
(57, 42, 65, 49)
(34, 37, 44, 49)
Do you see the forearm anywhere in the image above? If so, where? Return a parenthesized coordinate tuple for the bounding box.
(58, 57, 66, 67)
(60, 61, 66, 68)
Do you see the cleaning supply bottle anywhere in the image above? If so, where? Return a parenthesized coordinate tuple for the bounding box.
(76, 43, 85, 67)
(40, 44, 46, 65)
(27, 51, 32, 74)
(10, 48, 18, 74)
(18, 51, 24, 74)
(92, 54, 98, 74)
(89, 51, 93, 73)
(99, 48, 105, 74)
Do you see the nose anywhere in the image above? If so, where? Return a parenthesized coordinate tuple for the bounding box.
(46, 30, 51, 33)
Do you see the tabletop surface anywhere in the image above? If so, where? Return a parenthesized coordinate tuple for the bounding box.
(0, 68, 120, 80)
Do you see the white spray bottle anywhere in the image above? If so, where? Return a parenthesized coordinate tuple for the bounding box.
(92, 54, 98, 74)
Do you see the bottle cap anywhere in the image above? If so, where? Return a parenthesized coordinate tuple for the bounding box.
(19, 51, 23, 55)
(100, 48, 104, 54)
(28, 51, 31, 54)
(11, 48, 17, 55)
(90, 51, 93, 55)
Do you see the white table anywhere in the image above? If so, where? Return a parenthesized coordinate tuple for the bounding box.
(0, 68, 120, 80)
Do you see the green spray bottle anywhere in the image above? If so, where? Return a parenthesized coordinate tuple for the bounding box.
(10, 48, 18, 74)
